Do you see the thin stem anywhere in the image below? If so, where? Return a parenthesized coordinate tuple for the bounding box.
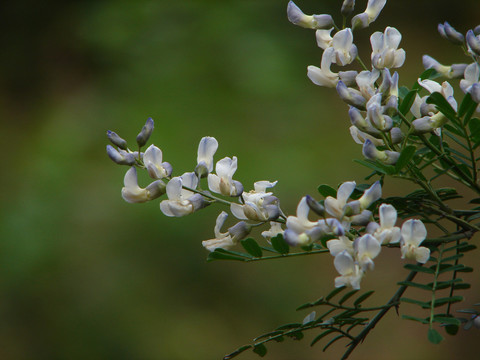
(243, 249, 329, 262)
(341, 271, 417, 360)
(182, 185, 232, 206)
(429, 244, 444, 331)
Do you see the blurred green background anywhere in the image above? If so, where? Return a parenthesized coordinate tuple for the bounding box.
(1, 0, 480, 359)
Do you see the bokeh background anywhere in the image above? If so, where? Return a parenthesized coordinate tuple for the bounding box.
(1, 0, 480, 359)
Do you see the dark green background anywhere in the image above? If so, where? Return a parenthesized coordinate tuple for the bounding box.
(1, 0, 480, 359)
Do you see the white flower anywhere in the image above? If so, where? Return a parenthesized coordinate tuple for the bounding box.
(349, 126, 384, 147)
(351, 0, 387, 30)
(208, 156, 243, 197)
(460, 63, 480, 93)
(287, 1, 334, 30)
(466, 29, 480, 56)
(196, 136, 218, 177)
(143, 145, 172, 179)
(316, 28, 357, 66)
(325, 181, 356, 219)
(261, 222, 284, 242)
(160, 172, 204, 217)
(284, 197, 324, 246)
(202, 211, 250, 252)
(334, 250, 364, 289)
(400, 219, 430, 264)
(121, 167, 166, 203)
(362, 139, 400, 165)
(327, 236, 354, 257)
(367, 204, 401, 244)
(307, 48, 339, 88)
(231, 181, 280, 222)
(356, 70, 380, 100)
(370, 27, 406, 69)
(354, 234, 381, 271)
(366, 93, 393, 131)
(422, 55, 467, 79)
(418, 79, 457, 111)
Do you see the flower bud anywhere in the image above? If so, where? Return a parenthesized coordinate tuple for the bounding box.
(341, 0, 355, 16)
(466, 30, 480, 56)
(107, 130, 128, 150)
(145, 180, 167, 199)
(305, 195, 325, 216)
(337, 81, 366, 108)
(136, 117, 154, 148)
(189, 193, 209, 212)
(106, 145, 136, 165)
(390, 127, 404, 144)
(474, 25, 480, 36)
(470, 83, 480, 103)
(351, 13, 369, 30)
(287, 1, 334, 29)
(440, 22, 464, 45)
(339, 71, 358, 87)
(362, 139, 399, 164)
(228, 221, 252, 241)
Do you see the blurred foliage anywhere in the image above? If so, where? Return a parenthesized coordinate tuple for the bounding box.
(1, 0, 480, 359)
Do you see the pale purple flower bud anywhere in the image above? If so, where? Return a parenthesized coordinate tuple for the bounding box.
(136, 117, 154, 148)
(341, 0, 355, 16)
(287, 1, 334, 29)
(351, 13, 369, 31)
(390, 127, 404, 144)
(107, 130, 127, 150)
(363, 139, 399, 164)
(467, 30, 480, 56)
(145, 180, 167, 199)
(351, 0, 386, 30)
(106, 145, 135, 165)
(305, 195, 325, 216)
(228, 221, 251, 241)
(339, 71, 359, 87)
(337, 81, 366, 108)
(470, 83, 480, 103)
(442, 22, 464, 45)
(474, 25, 480, 36)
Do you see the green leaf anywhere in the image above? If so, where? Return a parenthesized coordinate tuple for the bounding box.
(431, 296, 464, 307)
(354, 159, 395, 175)
(457, 244, 477, 253)
(428, 328, 444, 344)
(353, 290, 375, 307)
(400, 297, 430, 309)
(432, 316, 461, 326)
(322, 334, 344, 352)
(440, 253, 464, 263)
(317, 184, 337, 198)
(241, 238, 263, 258)
(223, 345, 252, 360)
(459, 93, 477, 125)
(403, 264, 435, 274)
(397, 281, 432, 291)
(326, 286, 346, 301)
(310, 329, 335, 347)
(453, 283, 471, 290)
(276, 323, 301, 330)
(402, 315, 429, 324)
(395, 145, 417, 172)
(339, 290, 359, 305)
(426, 92, 457, 120)
(399, 89, 418, 115)
(270, 234, 289, 254)
(468, 117, 480, 143)
(207, 249, 249, 262)
(445, 324, 459, 335)
(253, 343, 267, 357)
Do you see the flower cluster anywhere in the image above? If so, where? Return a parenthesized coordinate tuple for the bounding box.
(289, 0, 480, 166)
(106, 118, 430, 290)
(106, 119, 284, 252)
(285, 182, 429, 289)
